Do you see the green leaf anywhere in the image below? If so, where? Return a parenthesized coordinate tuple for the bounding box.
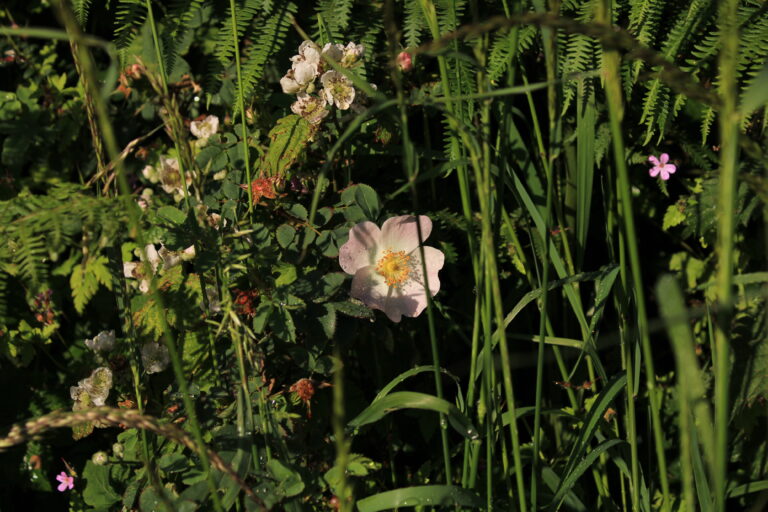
(157, 205, 187, 225)
(276, 224, 296, 248)
(317, 303, 336, 338)
(158, 452, 188, 473)
(273, 263, 297, 287)
(267, 459, 304, 497)
(69, 256, 113, 314)
(663, 202, 686, 231)
(740, 60, 768, 114)
(82, 460, 121, 508)
(354, 183, 380, 220)
(348, 391, 479, 440)
(331, 299, 373, 320)
(287, 203, 308, 221)
(317, 272, 346, 301)
(356, 485, 483, 511)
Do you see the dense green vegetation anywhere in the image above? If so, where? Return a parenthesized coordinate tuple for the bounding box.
(1, 0, 766, 510)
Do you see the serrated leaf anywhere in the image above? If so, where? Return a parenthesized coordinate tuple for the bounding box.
(261, 115, 311, 178)
(276, 224, 296, 248)
(663, 202, 686, 231)
(70, 262, 99, 313)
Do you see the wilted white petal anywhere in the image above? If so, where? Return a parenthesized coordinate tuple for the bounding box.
(280, 71, 302, 94)
(290, 92, 330, 124)
(141, 343, 170, 374)
(85, 330, 116, 352)
(321, 43, 344, 63)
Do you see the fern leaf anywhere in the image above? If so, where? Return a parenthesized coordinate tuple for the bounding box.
(114, 0, 148, 66)
(72, 0, 93, 27)
(235, 2, 297, 106)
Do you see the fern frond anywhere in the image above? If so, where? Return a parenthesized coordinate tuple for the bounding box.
(71, 0, 93, 27)
(160, 0, 205, 77)
(114, 0, 148, 66)
(214, 0, 263, 65)
(315, 0, 354, 43)
(404, 0, 427, 48)
(235, 2, 298, 106)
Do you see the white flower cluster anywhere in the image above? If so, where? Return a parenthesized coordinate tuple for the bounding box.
(123, 243, 195, 294)
(280, 41, 370, 124)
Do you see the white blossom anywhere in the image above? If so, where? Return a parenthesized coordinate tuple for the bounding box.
(190, 115, 219, 141)
(320, 71, 355, 110)
(341, 42, 364, 67)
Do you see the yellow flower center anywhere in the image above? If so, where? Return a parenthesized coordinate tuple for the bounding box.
(376, 249, 412, 288)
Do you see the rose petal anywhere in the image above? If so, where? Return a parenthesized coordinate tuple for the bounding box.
(339, 221, 381, 275)
(649, 167, 660, 178)
(664, 163, 677, 175)
(381, 215, 432, 253)
(350, 264, 391, 314)
(660, 153, 669, 164)
(648, 155, 660, 166)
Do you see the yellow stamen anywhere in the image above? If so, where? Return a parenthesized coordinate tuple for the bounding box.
(376, 249, 412, 288)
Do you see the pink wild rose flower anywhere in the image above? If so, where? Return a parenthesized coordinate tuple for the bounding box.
(339, 215, 444, 322)
(56, 471, 74, 492)
(648, 153, 677, 180)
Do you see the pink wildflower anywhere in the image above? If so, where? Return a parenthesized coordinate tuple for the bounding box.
(339, 215, 444, 322)
(648, 153, 677, 181)
(56, 471, 74, 492)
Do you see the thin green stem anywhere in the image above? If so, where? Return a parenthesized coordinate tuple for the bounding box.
(599, 0, 670, 506)
(714, 0, 740, 509)
(228, 0, 253, 214)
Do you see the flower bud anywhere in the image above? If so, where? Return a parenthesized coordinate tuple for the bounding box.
(397, 51, 412, 72)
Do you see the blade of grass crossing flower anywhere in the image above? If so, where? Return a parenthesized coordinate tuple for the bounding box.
(597, 0, 671, 508)
(228, 0, 253, 214)
(714, 0, 741, 509)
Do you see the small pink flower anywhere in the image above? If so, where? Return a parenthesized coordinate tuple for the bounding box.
(56, 471, 74, 492)
(397, 51, 412, 72)
(648, 153, 677, 181)
(339, 215, 444, 322)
